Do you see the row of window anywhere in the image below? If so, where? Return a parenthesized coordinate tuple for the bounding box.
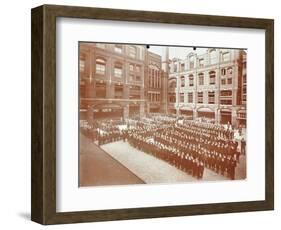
(148, 92, 161, 102)
(81, 58, 143, 80)
(169, 68, 235, 89)
(170, 90, 233, 105)
(96, 44, 141, 59)
(171, 50, 231, 72)
(149, 68, 161, 89)
(94, 82, 142, 99)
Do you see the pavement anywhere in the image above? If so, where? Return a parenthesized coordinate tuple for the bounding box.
(79, 133, 144, 187)
(102, 141, 232, 184)
(80, 134, 246, 187)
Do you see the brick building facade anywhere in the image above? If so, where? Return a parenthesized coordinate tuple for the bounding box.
(168, 48, 247, 127)
(80, 43, 246, 128)
(79, 43, 166, 125)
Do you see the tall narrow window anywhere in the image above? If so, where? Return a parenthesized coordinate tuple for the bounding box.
(198, 73, 204, 85)
(180, 93, 184, 103)
(95, 58, 106, 75)
(189, 74, 194, 87)
(188, 92, 193, 103)
(180, 63, 185, 72)
(209, 71, 216, 85)
(181, 76, 185, 87)
(197, 92, 203, 103)
(114, 62, 123, 78)
(208, 91, 215, 104)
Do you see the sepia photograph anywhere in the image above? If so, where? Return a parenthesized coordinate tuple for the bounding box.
(79, 42, 247, 187)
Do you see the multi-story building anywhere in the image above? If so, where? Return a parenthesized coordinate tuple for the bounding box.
(167, 48, 247, 128)
(80, 44, 246, 128)
(146, 51, 163, 113)
(79, 43, 165, 125)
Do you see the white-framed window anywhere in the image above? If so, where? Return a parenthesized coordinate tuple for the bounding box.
(181, 76, 185, 87)
(188, 92, 193, 103)
(197, 92, 203, 103)
(209, 71, 216, 85)
(198, 73, 204, 85)
(95, 58, 106, 75)
(114, 62, 123, 78)
(180, 93, 184, 103)
(208, 91, 215, 104)
(189, 74, 194, 87)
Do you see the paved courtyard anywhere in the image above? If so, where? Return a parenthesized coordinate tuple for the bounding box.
(80, 134, 144, 186)
(101, 141, 246, 184)
(80, 133, 246, 187)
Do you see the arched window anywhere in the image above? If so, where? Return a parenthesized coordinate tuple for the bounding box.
(227, 67, 233, 75)
(180, 76, 185, 87)
(95, 58, 106, 75)
(169, 79, 177, 89)
(189, 74, 194, 87)
(209, 71, 216, 85)
(198, 73, 204, 85)
(114, 62, 123, 78)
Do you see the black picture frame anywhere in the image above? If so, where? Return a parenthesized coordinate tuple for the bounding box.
(31, 4, 274, 225)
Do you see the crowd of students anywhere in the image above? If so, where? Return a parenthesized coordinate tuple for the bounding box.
(81, 115, 246, 180)
(127, 121, 239, 180)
